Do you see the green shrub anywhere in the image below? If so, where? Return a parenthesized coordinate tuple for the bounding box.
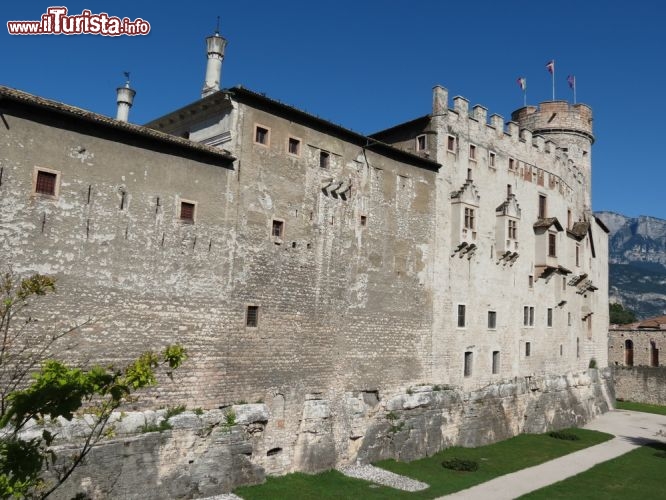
(589, 358, 598, 369)
(654, 451, 666, 459)
(548, 430, 580, 441)
(441, 458, 479, 472)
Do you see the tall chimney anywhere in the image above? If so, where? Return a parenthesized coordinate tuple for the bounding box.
(116, 73, 136, 123)
(201, 28, 227, 98)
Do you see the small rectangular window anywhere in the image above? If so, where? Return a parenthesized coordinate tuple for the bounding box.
(538, 194, 547, 218)
(547, 308, 553, 327)
(548, 233, 557, 257)
(447, 135, 456, 152)
(567, 209, 573, 229)
(416, 134, 427, 151)
(246, 306, 259, 327)
(488, 311, 497, 329)
(457, 304, 466, 328)
(254, 125, 270, 146)
(469, 144, 476, 160)
(507, 184, 512, 197)
(509, 158, 515, 170)
(35, 170, 57, 196)
(180, 201, 195, 222)
(576, 245, 580, 267)
(288, 137, 301, 156)
(530, 306, 535, 326)
(489, 151, 496, 167)
(464, 351, 473, 377)
(464, 207, 475, 230)
(562, 277, 567, 291)
(528, 275, 534, 288)
(525, 342, 531, 357)
(272, 219, 284, 238)
(560, 344, 563, 356)
(360, 215, 367, 226)
(492, 351, 500, 374)
(568, 312, 572, 326)
(319, 151, 330, 169)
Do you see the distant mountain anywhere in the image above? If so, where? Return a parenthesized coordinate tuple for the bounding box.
(595, 211, 666, 319)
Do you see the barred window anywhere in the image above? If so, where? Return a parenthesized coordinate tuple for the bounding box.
(464, 207, 475, 230)
(246, 306, 259, 327)
(35, 170, 57, 196)
(180, 202, 195, 222)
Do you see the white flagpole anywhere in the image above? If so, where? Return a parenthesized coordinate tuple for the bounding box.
(552, 61, 556, 100)
(574, 77, 577, 104)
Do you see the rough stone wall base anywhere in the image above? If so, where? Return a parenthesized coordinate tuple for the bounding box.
(45, 369, 612, 499)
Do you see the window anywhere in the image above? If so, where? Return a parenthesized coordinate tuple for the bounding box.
(464, 207, 475, 230)
(467, 168, 472, 181)
(560, 344, 563, 356)
(547, 308, 553, 327)
(508, 220, 517, 240)
(528, 275, 534, 288)
(489, 151, 496, 168)
(487, 311, 497, 329)
(360, 215, 367, 226)
(416, 134, 427, 151)
(525, 342, 531, 357)
(464, 351, 473, 377)
(447, 135, 456, 152)
(246, 306, 259, 327)
(180, 201, 195, 222)
(272, 219, 284, 238)
(288, 137, 301, 156)
(34, 169, 58, 196)
(548, 233, 557, 257)
(575, 245, 580, 267)
(567, 209, 572, 229)
(319, 151, 330, 169)
(523, 306, 534, 326)
(469, 144, 476, 160)
(509, 157, 516, 170)
(577, 337, 580, 358)
(562, 277, 567, 291)
(457, 304, 466, 328)
(538, 194, 547, 218)
(254, 125, 270, 146)
(507, 184, 512, 196)
(492, 351, 500, 374)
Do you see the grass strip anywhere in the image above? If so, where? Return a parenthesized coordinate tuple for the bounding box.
(616, 400, 666, 416)
(235, 427, 613, 499)
(519, 441, 666, 499)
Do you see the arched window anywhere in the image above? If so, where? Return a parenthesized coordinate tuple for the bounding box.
(625, 339, 634, 366)
(651, 341, 659, 367)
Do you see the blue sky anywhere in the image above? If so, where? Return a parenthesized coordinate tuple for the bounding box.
(3, 1, 665, 219)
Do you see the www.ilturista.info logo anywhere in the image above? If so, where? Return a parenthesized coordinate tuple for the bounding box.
(7, 7, 150, 36)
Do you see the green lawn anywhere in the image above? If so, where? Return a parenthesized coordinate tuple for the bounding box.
(520, 441, 666, 499)
(616, 400, 666, 416)
(235, 428, 613, 499)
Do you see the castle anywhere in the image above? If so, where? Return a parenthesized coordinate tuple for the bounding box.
(0, 30, 612, 497)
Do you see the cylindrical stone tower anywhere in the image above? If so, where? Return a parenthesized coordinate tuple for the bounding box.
(116, 79, 136, 123)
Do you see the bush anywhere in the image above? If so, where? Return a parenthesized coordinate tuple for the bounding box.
(654, 451, 666, 459)
(441, 458, 479, 472)
(548, 430, 580, 441)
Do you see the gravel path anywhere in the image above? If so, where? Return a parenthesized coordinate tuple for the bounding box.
(338, 464, 429, 492)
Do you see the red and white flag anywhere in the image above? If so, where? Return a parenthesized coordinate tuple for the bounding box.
(546, 60, 555, 74)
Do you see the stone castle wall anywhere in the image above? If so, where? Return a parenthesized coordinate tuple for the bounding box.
(613, 366, 666, 405)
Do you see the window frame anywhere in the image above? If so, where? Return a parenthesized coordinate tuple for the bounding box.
(271, 218, 285, 241)
(547, 307, 553, 327)
(464, 351, 473, 377)
(254, 124, 271, 147)
(525, 342, 531, 357)
(469, 144, 477, 161)
(179, 199, 197, 223)
(523, 305, 535, 327)
(447, 135, 456, 153)
(457, 304, 466, 328)
(319, 150, 330, 169)
(487, 310, 497, 330)
(464, 207, 475, 230)
(416, 134, 427, 152)
(488, 151, 496, 168)
(287, 136, 301, 157)
(548, 232, 557, 257)
(538, 194, 547, 218)
(492, 351, 500, 374)
(508, 219, 518, 240)
(246, 305, 259, 328)
(32, 167, 61, 199)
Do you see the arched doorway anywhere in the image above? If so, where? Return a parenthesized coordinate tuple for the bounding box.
(625, 339, 634, 366)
